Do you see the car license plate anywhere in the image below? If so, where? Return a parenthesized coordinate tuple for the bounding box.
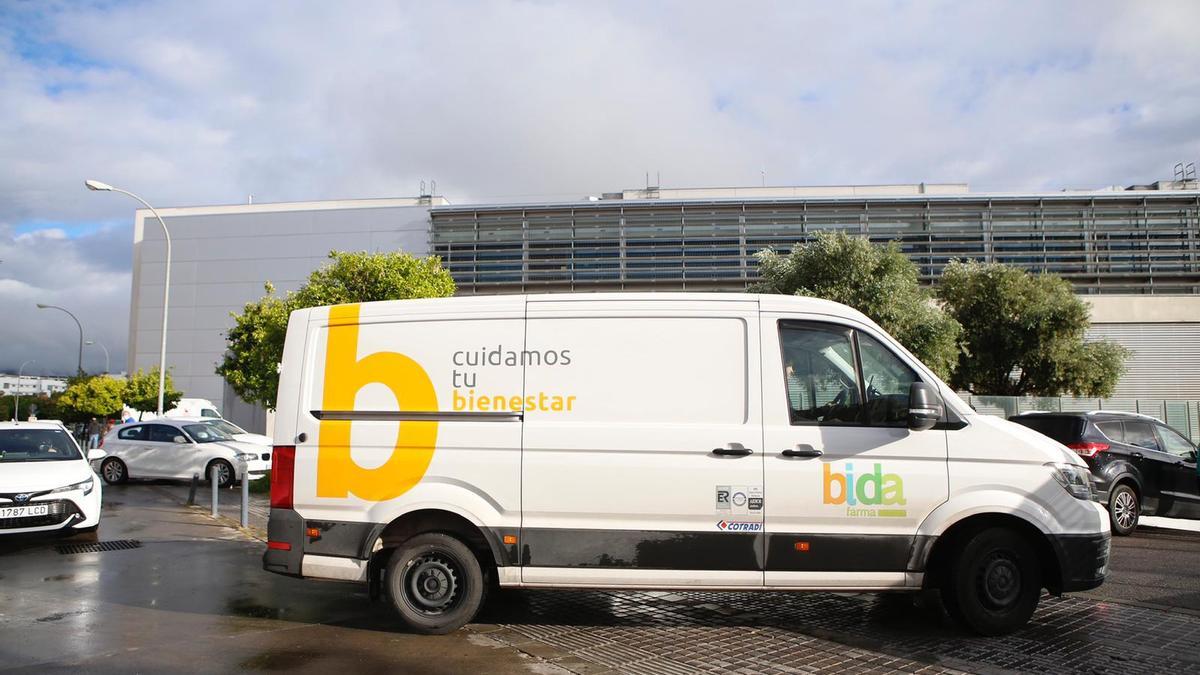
(0, 504, 50, 519)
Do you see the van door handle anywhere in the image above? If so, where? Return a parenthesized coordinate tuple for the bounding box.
(1131, 452, 1144, 459)
(711, 445, 753, 457)
(781, 445, 823, 458)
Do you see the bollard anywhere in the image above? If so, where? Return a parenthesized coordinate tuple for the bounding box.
(239, 461, 249, 528)
(210, 464, 219, 517)
(187, 473, 198, 506)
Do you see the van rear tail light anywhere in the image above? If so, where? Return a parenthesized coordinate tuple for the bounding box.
(270, 445, 295, 509)
(1067, 442, 1108, 458)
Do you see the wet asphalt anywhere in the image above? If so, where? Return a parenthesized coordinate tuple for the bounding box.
(2, 484, 1200, 673)
(0, 486, 551, 674)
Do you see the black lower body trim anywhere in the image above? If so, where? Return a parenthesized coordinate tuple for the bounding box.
(766, 533, 926, 572)
(1049, 532, 1110, 592)
(519, 528, 762, 570)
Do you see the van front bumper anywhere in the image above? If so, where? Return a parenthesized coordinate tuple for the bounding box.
(1049, 532, 1110, 592)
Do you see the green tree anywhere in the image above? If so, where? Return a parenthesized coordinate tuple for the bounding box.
(124, 368, 183, 415)
(752, 231, 962, 379)
(58, 375, 126, 419)
(938, 260, 1129, 396)
(217, 251, 456, 409)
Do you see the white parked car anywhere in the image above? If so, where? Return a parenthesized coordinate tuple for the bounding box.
(99, 418, 271, 488)
(0, 421, 103, 536)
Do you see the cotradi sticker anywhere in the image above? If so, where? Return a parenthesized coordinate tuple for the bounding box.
(717, 520, 762, 532)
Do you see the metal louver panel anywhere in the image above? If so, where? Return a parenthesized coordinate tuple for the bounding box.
(1087, 323, 1200, 400)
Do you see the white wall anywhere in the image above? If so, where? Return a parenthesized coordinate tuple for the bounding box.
(128, 199, 435, 431)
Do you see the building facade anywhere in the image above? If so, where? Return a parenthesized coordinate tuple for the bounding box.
(125, 182, 1200, 432)
(0, 374, 68, 396)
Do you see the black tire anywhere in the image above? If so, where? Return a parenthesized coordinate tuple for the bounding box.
(1108, 483, 1139, 536)
(100, 457, 128, 485)
(205, 459, 236, 488)
(386, 533, 485, 634)
(942, 527, 1041, 636)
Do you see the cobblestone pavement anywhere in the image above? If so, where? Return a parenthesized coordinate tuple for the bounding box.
(473, 589, 1200, 674)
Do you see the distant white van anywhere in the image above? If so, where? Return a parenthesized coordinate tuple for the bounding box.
(263, 293, 1109, 635)
(163, 398, 222, 419)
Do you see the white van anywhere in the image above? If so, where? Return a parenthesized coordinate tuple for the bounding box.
(263, 293, 1109, 635)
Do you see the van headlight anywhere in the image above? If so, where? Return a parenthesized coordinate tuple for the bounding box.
(51, 476, 94, 496)
(1047, 462, 1092, 500)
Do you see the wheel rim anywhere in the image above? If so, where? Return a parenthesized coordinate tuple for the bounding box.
(103, 460, 122, 482)
(214, 463, 231, 486)
(1113, 490, 1137, 529)
(977, 551, 1022, 610)
(404, 551, 463, 615)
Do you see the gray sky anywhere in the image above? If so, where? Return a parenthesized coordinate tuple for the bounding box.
(1, 0, 1199, 375)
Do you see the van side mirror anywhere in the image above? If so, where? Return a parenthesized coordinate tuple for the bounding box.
(908, 382, 943, 431)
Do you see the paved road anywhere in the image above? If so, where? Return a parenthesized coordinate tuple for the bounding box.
(2, 485, 1200, 674)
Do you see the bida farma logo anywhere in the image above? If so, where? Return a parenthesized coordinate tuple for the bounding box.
(822, 463, 907, 517)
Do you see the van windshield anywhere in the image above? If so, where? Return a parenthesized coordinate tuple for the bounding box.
(0, 428, 82, 462)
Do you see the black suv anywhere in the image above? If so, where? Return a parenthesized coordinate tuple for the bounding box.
(1010, 412, 1200, 535)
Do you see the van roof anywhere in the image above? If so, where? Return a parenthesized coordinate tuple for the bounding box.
(323, 292, 875, 326)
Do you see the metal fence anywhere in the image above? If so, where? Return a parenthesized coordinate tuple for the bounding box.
(962, 395, 1200, 442)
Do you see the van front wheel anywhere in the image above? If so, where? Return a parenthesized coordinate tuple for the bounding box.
(386, 533, 484, 634)
(943, 527, 1041, 636)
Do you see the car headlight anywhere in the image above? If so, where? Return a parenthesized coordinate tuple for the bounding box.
(51, 476, 94, 496)
(234, 452, 258, 462)
(1047, 462, 1092, 500)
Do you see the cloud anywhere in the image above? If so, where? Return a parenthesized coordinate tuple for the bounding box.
(0, 0, 1198, 374)
(0, 221, 131, 375)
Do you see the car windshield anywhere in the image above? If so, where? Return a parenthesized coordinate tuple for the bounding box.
(0, 428, 82, 462)
(205, 420, 246, 436)
(183, 424, 234, 443)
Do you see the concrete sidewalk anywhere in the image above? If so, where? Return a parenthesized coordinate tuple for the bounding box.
(143, 478, 270, 539)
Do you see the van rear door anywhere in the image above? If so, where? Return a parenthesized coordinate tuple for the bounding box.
(521, 297, 764, 587)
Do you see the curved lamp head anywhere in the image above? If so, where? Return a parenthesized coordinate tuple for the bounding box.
(84, 179, 114, 192)
(35, 303, 48, 309)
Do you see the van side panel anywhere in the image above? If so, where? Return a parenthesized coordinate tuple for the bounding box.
(284, 299, 526, 571)
(521, 299, 763, 585)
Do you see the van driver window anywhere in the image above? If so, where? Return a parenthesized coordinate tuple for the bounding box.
(780, 323, 918, 427)
(780, 324, 861, 424)
(857, 332, 919, 426)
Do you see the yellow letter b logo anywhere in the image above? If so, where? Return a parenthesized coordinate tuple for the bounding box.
(316, 304, 438, 501)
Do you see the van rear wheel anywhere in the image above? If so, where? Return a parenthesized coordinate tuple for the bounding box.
(386, 533, 484, 634)
(942, 527, 1041, 636)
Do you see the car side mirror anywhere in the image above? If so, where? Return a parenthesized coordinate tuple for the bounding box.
(173, 435, 189, 444)
(87, 448, 107, 461)
(908, 382, 943, 431)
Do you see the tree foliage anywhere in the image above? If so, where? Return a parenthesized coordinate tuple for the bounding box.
(938, 260, 1129, 397)
(752, 232, 962, 379)
(58, 375, 127, 418)
(217, 251, 456, 409)
(123, 369, 183, 414)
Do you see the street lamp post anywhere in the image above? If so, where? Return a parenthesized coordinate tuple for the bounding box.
(36, 304, 83, 375)
(86, 340, 110, 374)
(13, 359, 35, 422)
(86, 180, 171, 416)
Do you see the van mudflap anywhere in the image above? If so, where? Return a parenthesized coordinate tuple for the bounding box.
(263, 508, 304, 577)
